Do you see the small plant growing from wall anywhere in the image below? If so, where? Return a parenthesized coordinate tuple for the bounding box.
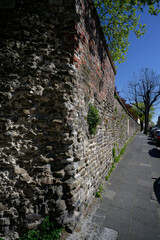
(96, 185, 103, 198)
(87, 103, 100, 135)
(114, 94, 118, 99)
(20, 216, 62, 240)
(96, 191, 101, 198)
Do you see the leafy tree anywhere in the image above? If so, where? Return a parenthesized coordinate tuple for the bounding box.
(130, 103, 155, 130)
(94, 0, 160, 63)
(131, 103, 154, 121)
(128, 68, 160, 134)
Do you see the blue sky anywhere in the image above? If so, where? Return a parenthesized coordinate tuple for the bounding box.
(115, 10, 160, 124)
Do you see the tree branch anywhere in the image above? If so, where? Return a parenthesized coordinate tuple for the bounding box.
(149, 91, 160, 107)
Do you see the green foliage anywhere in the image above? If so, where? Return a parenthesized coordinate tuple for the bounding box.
(115, 106, 118, 113)
(105, 162, 115, 181)
(105, 175, 109, 181)
(20, 217, 62, 240)
(120, 146, 126, 155)
(106, 133, 136, 181)
(96, 192, 101, 198)
(116, 119, 120, 127)
(113, 146, 122, 162)
(94, 0, 160, 63)
(128, 68, 160, 134)
(131, 102, 155, 122)
(114, 155, 120, 163)
(96, 185, 103, 198)
(87, 104, 101, 135)
(99, 185, 103, 191)
(112, 147, 116, 158)
(151, 121, 155, 127)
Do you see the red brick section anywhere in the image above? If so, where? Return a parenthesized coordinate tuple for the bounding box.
(73, 0, 116, 102)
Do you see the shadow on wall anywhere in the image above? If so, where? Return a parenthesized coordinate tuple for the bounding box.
(83, 1, 114, 73)
(148, 148, 160, 158)
(153, 177, 160, 204)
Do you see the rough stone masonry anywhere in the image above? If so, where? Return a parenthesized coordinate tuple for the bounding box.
(0, 0, 139, 239)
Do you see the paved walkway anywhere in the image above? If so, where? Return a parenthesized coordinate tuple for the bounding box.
(90, 132, 160, 240)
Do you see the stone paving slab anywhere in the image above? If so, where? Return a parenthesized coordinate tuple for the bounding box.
(111, 194, 134, 210)
(140, 163, 151, 167)
(94, 208, 108, 217)
(152, 171, 160, 178)
(103, 189, 116, 200)
(130, 219, 160, 240)
(90, 132, 160, 240)
(102, 217, 130, 236)
(134, 197, 157, 211)
(150, 188, 157, 201)
(118, 182, 137, 192)
(138, 179, 152, 188)
(107, 206, 131, 224)
(99, 197, 112, 210)
(132, 206, 158, 226)
(66, 219, 118, 240)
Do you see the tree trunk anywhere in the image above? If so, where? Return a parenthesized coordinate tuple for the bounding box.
(140, 120, 143, 131)
(144, 111, 149, 135)
(144, 91, 150, 135)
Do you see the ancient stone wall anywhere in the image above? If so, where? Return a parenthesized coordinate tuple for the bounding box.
(114, 96, 139, 156)
(70, 0, 116, 212)
(0, 1, 77, 239)
(0, 0, 139, 239)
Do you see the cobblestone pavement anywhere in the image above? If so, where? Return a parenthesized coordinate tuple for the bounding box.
(90, 132, 160, 240)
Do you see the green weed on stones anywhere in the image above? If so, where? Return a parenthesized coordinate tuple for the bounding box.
(87, 104, 100, 135)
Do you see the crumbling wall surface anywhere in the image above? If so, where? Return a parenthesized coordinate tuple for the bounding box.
(70, 0, 116, 213)
(70, 0, 139, 222)
(114, 98, 130, 152)
(0, 0, 140, 239)
(0, 0, 77, 239)
(129, 115, 139, 136)
(114, 97, 140, 156)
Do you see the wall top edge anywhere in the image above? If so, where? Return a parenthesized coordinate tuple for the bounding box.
(87, 0, 117, 75)
(115, 90, 139, 123)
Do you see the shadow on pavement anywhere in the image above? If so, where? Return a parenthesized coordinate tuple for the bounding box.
(153, 177, 160, 204)
(147, 141, 155, 146)
(149, 148, 160, 158)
